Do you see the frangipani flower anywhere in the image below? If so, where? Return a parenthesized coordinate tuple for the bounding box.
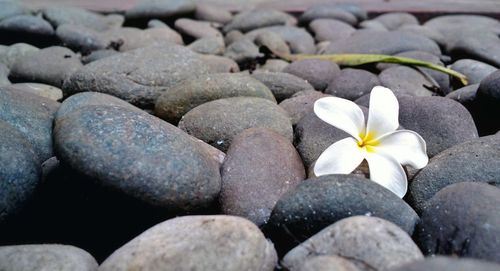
(313, 86, 428, 198)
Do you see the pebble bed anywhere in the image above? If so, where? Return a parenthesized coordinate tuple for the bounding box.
(0, 0, 499, 270)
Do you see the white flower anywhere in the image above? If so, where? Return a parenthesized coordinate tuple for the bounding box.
(313, 86, 428, 198)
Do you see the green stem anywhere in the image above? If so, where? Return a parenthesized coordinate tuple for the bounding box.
(278, 53, 468, 86)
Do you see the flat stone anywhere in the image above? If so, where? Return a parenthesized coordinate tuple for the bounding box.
(220, 128, 305, 226)
(42, 6, 120, 32)
(99, 215, 277, 271)
(254, 31, 291, 56)
(299, 4, 358, 25)
(409, 135, 500, 213)
(371, 12, 419, 30)
(194, 4, 232, 24)
(388, 256, 500, 271)
(397, 25, 447, 47)
(0, 244, 98, 271)
(0, 15, 55, 46)
(0, 88, 59, 163)
(10, 46, 82, 88)
(283, 59, 340, 91)
(54, 105, 221, 211)
(282, 216, 423, 271)
(267, 175, 419, 252)
(279, 90, 330, 125)
(397, 95, 478, 157)
(4, 83, 62, 101)
(325, 68, 380, 100)
(63, 44, 210, 109)
(175, 18, 222, 39)
(298, 256, 361, 271)
(223, 38, 262, 64)
(379, 66, 435, 97)
(200, 54, 240, 73)
(309, 19, 356, 42)
(0, 63, 9, 86)
(245, 26, 316, 54)
(377, 50, 450, 95)
(251, 71, 314, 102)
(188, 36, 225, 55)
(125, 0, 196, 22)
(155, 73, 275, 124)
(178, 97, 293, 152)
(450, 59, 497, 85)
(223, 9, 296, 33)
(324, 30, 441, 56)
(0, 43, 39, 69)
(415, 182, 500, 262)
(0, 121, 40, 223)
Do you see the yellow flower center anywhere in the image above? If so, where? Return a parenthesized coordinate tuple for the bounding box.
(357, 131, 379, 153)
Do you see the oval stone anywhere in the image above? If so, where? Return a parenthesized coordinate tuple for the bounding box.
(388, 257, 500, 271)
(99, 215, 277, 271)
(54, 105, 221, 211)
(220, 128, 305, 226)
(155, 73, 275, 124)
(251, 71, 314, 102)
(282, 216, 423, 271)
(415, 182, 500, 262)
(266, 175, 419, 252)
(178, 97, 293, 152)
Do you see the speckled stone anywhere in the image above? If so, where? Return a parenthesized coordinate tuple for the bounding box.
(388, 256, 500, 271)
(415, 182, 500, 262)
(0, 121, 40, 223)
(155, 73, 275, 124)
(266, 175, 419, 252)
(4, 83, 63, 101)
(283, 59, 340, 91)
(251, 71, 314, 102)
(220, 128, 305, 226)
(54, 105, 221, 211)
(298, 256, 361, 271)
(0, 244, 98, 271)
(282, 216, 423, 271)
(99, 215, 277, 271)
(409, 135, 500, 213)
(62, 44, 210, 109)
(178, 97, 293, 152)
(279, 90, 330, 125)
(326, 68, 380, 100)
(0, 88, 59, 163)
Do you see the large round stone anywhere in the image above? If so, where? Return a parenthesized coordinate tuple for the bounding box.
(0, 245, 97, 271)
(409, 134, 500, 213)
(0, 121, 40, 223)
(0, 88, 60, 163)
(178, 97, 293, 152)
(266, 174, 419, 252)
(388, 256, 500, 271)
(415, 182, 500, 262)
(99, 215, 277, 271)
(282, 216, 423, 271)
(220, 128, 305, 226)
(155, 73, 275, 124)
(54, 105, 221, 211)
(62, 44, 210, 109)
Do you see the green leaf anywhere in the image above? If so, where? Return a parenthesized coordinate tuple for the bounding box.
(275, 53, 468, 86)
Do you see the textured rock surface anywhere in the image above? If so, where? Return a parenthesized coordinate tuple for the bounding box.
(251, 71, 314, 102)
(155, 73, 275, 124)
(4, 83, 63, 101)
(0, 244, 98, 271)
(388, 257, 500, 271)
(416, 183, 500, 262)
(279, 90, 330, 126)
(326, 68, 380, 100)
(178, 97, 293, 152)
(282, 216, 423, 271)
(409, 135, 500, 213)
(63, 44, 210, 109)
(283, 59, 340, 91)
(99, 215, 277, 271)
(0, 121, 40, 223)
(298, 256, 361, 271)
(267, 175, 419, 252)
(220, 128, 305, 226)
(0, 88, 60, 163)
(54, 105, 221, 211)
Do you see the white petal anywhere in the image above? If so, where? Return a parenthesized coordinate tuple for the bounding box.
(314, 97, 365, 141)
(376, 130, 429, 169)
(366, 86, 399, 139)
(365, 152, 407, 198)
(314, 137, 365, 176)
